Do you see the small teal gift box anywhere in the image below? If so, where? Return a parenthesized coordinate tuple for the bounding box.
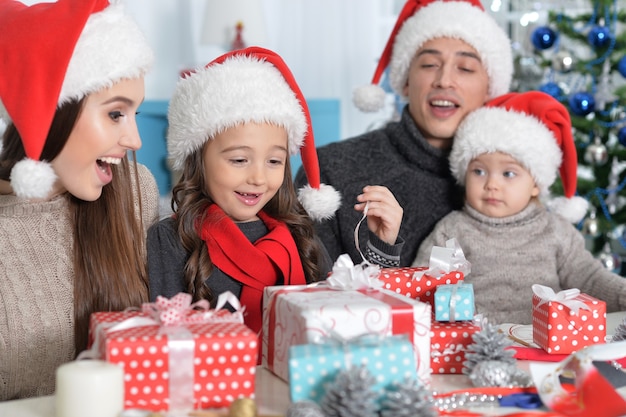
(434, 283, 474, 321)
(288, 334, 417, 404)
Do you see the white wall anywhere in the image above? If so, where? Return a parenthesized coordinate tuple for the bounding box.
(124, 0, 399, 139)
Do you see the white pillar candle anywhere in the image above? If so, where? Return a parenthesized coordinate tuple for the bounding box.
(55, 360, 124, 417)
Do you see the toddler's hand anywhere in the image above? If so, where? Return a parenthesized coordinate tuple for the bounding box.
(355, 185, 403, 245)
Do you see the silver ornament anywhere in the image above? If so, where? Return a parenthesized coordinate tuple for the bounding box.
(597, 243, 622, 274)
(582, 211, 600, 237)
(286, 400, 325, 417)
(584, 138, 609, 165)
(468, 360, 531, 387)
(552, 50, 574, 73)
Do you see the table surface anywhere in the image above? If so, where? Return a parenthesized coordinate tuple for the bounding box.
(2, 311, 624, 417)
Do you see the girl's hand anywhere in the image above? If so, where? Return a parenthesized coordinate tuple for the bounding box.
(354, 185, 403, 245)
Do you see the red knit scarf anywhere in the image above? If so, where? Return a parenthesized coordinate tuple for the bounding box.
(199, 204, 306, 333)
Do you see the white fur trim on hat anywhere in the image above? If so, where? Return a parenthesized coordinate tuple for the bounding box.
(167, 55, 307, 172)
(59, 2, 154, 105)
(353, 84, 388, 113)
(298, 183, 342, 222)
(450, 106, 562, 196)
(546, 195, 589, 224)
(11, 159, 57, 199)
(390, 1, 512, 100)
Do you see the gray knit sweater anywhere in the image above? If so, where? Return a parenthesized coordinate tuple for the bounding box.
(295, 107, 463, 266)
(413, 202, 626, 325)
(0, 164, 159, 400)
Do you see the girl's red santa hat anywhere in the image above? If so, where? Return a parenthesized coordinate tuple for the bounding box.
(166, 46, 341, 221)
(354, 0, 513, 112)
(0, 0, 154, 199)
(450, 91, 589, 223)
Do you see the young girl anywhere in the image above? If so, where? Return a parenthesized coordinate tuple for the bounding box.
(0, 0, 157, 400)
(413, 91, 626, 325)
(148, 47, 404, 333)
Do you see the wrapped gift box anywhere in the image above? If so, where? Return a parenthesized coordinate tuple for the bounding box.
(378, 267, 464, 305)
(532, 287, 606, 354)
(88, 310, 258, 411)
(288, 335, 417, 404)
(434, 283, 475, 322)
(262, 285, 431, 383)
(430, 318, 481, 374)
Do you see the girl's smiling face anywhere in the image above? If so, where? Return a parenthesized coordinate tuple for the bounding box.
(202, 122, 288, 222)
(50, 77, 145, 201)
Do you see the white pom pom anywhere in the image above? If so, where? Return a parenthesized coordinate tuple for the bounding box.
(352, 84, 387, 112)
(11, 158, 57, 199)
(297, 183, 342, 222)
(547, 196, 589, 224)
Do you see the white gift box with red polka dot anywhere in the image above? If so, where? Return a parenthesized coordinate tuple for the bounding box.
(261, 285, 432, 384)
(430, 317, 481, 374)
(88, 311, 258, 411)
(378, 267, 464, 305)
(532, 292, 606, 354)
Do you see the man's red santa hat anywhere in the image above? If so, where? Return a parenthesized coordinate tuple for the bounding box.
(354, 0, 513, 112)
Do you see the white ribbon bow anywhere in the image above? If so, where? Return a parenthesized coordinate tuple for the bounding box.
(414, 238, 471, 279)
(531, 284, 591, 316)
(326, 254, 382, 291)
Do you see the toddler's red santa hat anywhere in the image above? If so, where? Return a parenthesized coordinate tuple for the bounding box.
(0, 0, 153, 199)
(167, 46, 341, 221)
(450, 91, 589, 223)
(354, 0, 513, 112)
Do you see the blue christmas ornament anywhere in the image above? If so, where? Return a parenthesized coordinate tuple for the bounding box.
(539, 82, 563, 99)
(618, 126, 626, 147)
(618, 56, 626, 78)
(588, 25, 611, 48)
(568, 92, 595, 116)
(531, 26, 557, 50)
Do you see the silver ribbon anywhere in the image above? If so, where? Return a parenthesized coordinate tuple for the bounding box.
(531, 284, 591, 316)
(413, 238, 471, 280)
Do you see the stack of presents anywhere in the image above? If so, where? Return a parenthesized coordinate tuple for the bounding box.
(80, 239, 610, 413)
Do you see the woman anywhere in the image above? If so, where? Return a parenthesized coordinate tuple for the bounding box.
(0, 0, 158, 400)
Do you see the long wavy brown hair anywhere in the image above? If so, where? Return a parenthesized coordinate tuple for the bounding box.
(171, 142, 326, 302)
(0, 98, 149, 354)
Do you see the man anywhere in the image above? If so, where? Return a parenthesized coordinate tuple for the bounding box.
(295, 0, 513, 266)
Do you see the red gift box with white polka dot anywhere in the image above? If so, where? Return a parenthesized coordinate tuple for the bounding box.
(378, 267, 464, 305)
(430, 317, 480, 374)
(531, 292, 606, 354)
(88, 311, 258, 411)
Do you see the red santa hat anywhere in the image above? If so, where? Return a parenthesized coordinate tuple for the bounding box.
(166, 46, 341, 221)
(354, 0, 513, 112)
(450, 91, 589, 223)
(0, 0, 153, 199)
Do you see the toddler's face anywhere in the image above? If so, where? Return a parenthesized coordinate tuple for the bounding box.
(465, 152, 540, 218)
(202, 122, 288, 222)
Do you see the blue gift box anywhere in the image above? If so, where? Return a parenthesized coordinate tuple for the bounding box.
(288, 335, 417, 404)
(434, 283, 475, 321)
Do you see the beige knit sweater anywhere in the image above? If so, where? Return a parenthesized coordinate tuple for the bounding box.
(0, 164, 159, 401)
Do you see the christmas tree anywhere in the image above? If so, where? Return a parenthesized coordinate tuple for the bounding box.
(526, 0, 626, 274)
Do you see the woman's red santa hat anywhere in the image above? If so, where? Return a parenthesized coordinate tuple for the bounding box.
(0, 0, 153, 199)
(450, 91, 589, 223)
(167, 46, 341, 221)
(354, 0, 513, 112)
